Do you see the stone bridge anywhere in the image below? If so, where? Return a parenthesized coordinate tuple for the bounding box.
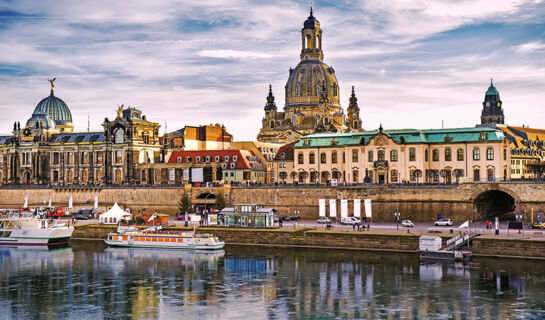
(0, 182, 543, 222)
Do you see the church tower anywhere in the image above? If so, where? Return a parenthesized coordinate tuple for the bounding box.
(262, 85, 278, 130)
(347, 86, 362, 131)
(480, 79, 504, 126)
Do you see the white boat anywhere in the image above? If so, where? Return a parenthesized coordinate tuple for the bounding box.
(104, 226, 225, 250)
(0, 215, 74, 246)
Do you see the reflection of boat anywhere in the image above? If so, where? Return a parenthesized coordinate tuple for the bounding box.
(104, 226, 225, 250)
(104, 247, 225, 261)
(0, 246, 74, 273)
(0, 215, 74, 245)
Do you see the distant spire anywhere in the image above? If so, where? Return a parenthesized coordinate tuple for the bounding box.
(491, 78, 493, 86)
(87, 114, 90, 132)
(348, 85, 359, 110)
(310, 1, 313, 16)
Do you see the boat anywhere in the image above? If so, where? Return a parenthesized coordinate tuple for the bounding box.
(104, 226, 225, 250)
(417, 234, 474, 261)
(0, 215, 74, 246)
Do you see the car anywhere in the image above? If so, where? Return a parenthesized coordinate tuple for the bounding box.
(401, 220, 414, 227)
(289, 215, 301, 221)
(340, 217, 361, 225)
(73, 209, 95, 220)
(528, 222, 545, 229)
(316, 217, 331, 224)
(434, 218, 453, 226)
(175, 214, 187, 221)
(277, 215, 290, 222)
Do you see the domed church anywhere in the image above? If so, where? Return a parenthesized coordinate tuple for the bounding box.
(257, 7, 363, 143)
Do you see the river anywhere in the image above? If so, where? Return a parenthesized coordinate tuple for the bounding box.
(0, 241, 544, 319)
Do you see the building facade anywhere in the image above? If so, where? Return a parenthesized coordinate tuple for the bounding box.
(293, 126, 511, 184)
(257, 8, 363, 144)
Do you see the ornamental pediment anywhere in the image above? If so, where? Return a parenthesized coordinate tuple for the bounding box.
(370, 133, 391, 146)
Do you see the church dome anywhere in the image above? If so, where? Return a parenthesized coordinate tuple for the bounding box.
(485, 80, 500, 97)
(26, 111, 56, 130)
(33, 91, 73, 127)
(285, 60, 340, 108)
(303, 12, 319, 30)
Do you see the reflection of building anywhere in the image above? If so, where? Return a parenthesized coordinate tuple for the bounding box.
(293, 126, 511, 184)
(257, 8, 362, 144)
(0, 81, 161, 185)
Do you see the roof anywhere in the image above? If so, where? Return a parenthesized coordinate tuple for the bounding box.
(294, 127, 505, 148)
(34, 92, 73, 126)
(49, 132, 104, 145)
(274, 141, 297, 160)
(485, 84, 499, 97)
(168, 149, 265, 170)
(0, 136, 12, 145)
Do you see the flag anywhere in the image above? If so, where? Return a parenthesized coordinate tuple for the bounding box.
(48, 196, 51, 208)
(94, 196, 98, 210)
(23, 196, 28, 208)
(458, 220, 469, 229)
(148, 213, 157, 223)
(68, 196, 73, 209)
(318, 199, 326, 217)
(354, 199, 361, 218)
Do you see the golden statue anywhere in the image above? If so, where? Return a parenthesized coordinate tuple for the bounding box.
(48, 78, 56, 93)
(116, 104, 124, 118)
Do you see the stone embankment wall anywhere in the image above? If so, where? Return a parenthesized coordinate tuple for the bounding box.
(73, 224, 545, 259)
(1, 182, 545, 222)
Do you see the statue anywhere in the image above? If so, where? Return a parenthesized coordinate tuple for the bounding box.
(116, 104, 124, 118)
(48, 78, 56, 93)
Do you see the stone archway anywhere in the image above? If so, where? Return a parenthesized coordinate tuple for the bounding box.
(474, 190, 515, 221)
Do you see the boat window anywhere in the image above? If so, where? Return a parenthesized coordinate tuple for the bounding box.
(122, 236, 127, 241)
(146, 237, 151, 241)
(177, 238, 183, 243)
(152, 237, 157, 242)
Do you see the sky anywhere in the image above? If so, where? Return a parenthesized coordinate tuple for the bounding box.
(0, 0, 544, 140)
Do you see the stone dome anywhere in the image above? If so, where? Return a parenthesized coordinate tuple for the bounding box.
(26, 111, 56, 130)
(33, 92, 73, 127)
(285, 60, 340, 108)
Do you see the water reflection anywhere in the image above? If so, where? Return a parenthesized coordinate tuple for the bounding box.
(0, 243, 544, 319)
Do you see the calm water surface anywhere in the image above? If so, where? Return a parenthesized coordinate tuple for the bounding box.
(0, 241, 545, 319)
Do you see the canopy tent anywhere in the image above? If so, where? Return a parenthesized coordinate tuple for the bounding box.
(99, 202, 132, 224)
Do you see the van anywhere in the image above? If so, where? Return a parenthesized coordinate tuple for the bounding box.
(340, 217, 361, 225)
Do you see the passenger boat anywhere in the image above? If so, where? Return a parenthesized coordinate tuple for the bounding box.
(0, 215, 74, 246)
(104, 226, 225, 250)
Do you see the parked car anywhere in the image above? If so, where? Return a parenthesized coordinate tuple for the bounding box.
(434, 218, 453, 226)
(401, 220, 414, 227)
(175, 214, 186, 221)
(72, 209, 95, 220)
(289, 214, 301, 221)
(316, 217, 331, 224)
(528, 222, 545, 229)
(340, 217, 361, 225)
(277, 215, 290, 222)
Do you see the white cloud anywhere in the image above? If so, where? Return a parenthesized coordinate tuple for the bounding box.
(197, 50, 273, 60)
(516, 41, 545, 53)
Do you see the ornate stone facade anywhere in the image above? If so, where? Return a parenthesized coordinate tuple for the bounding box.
(257, 9, 363, 144)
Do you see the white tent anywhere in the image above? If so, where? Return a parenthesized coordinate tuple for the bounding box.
(99, 202, 132, 224)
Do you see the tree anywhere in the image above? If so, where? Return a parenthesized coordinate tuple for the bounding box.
(177, 193, 192, 215)
(214, 193, 226, 210)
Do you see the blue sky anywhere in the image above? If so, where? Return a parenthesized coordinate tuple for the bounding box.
(1, 0, 544, 140)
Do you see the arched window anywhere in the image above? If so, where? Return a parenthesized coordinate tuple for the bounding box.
(473, 148, 480, 160)
(331, 151, 337, 164)
(409, 148, 416, 161)
(298, 153, 304, 164)
(270, 120, 275, 128)
(306, 34, 312, 49)
(425, 149, 428, 162)
(316, 34, 321, 49)
(320, 153, 326, 164)
(353, 120, 358, 128)
(142, 131, 150, 144)
(390, 150, 398, 162)
(457, 149, 464, 161)
(445, 148, 452, 161)
(378, 150, 385, 161)
(432, 149, 439, 161)
(114, 128, 124, 144)
(333, 84, 338, 96)
(291, 116, 297, 126)
(309, 153, 315, 164)
(353, 170, 358, 183)
(323, 118, 329, 125)
(487, 148, 494, 160)
(296, 85, 301, 96)
(316, 84, 321, 95)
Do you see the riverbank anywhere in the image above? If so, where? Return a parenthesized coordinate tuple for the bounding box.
(72, 224, 545, 260)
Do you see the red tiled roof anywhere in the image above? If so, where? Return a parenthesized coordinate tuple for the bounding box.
(274, 141, 297, 161)
(168, 149, 264, 170)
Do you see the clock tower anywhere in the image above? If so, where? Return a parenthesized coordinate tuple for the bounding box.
(480, 79, 504, 127)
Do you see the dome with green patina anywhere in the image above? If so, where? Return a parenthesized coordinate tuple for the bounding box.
(33, 91, 73, 127)
(485, 80, 500, 97)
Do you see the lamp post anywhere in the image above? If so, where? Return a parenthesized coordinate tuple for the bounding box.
(203, 193, 215, 225)
(394, 211, 400, 229)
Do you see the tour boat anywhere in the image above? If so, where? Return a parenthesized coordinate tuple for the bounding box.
(104, 226, 225, 250)
(0, 215, 74, 246)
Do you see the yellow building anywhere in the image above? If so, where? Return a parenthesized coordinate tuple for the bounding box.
(496, 125, 545, 179)
(232, 141, 282, 183)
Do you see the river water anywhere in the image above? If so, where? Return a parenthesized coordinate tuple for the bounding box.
(0, 241, 544, 319)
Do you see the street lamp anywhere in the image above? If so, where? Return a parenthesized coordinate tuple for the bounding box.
(203, 193, 215, 224)
(394, 211, 400, 229)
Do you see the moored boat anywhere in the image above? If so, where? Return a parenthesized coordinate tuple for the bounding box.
(104, 226, 225, 250)
(0, 215, 74, 246)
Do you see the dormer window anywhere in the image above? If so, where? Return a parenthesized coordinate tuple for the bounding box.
(205, 156, 210, 162)
(177, 156, 182, 163)
(480, 132, 487, 140)
(196, 156, 201, 162)
(215, 156, 220, 162)
(233, 156, 238, 162)
(225, 156, 229, 162)
(186, 156, 192, 163)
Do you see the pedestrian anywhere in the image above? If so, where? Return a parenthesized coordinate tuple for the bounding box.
(279, 219, 283, 228)
(353, 223, 356, 231)
(357, 223, 360, 231)
(367, 223, 370, 231)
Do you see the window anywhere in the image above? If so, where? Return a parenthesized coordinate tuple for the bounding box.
(487, 148, 494, 160)
(368, 151, 373, 162)
(480, 132, 487, 140)
(390, 150, 398, 162)
(445, 148, 451, 161)
(187, 156, 192, 162)
(410, 170, 416, 181)
(391, 170, 398, 182)
(473, 169, 480, 181)
(425, 149, 428, 162)
(378, 150, 385, 161)
(114, 128, 124, 144)
(320, 153, 326, 164)
(309, 153, 315, 164)
(352, 150, 358, 162)
(225, 156, 229, 162)
(291, 116, 297, 126)
(81, 152, 89, 164)
(298, 153, 304, 164)
(503, 149, 507, 160)
(296, 85, 301, 96)
(332, 151, 337, 164)
(409, 148, 416, 161)
(142, 132, 150, 144)
(343, 152, 345, 163)
(68, 152, 74, 164)
(457, 149, 464, 161)
(205, 156, 210, 162)
(215, 156, 220, 162)
(432, 149, 439, 161)
(115, 150, 123, 163)
(473, 148, 480, 161)
(353, 170, 358, 183)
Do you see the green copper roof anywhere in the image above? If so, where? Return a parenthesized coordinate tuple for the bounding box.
(485, 85, 499, 97)
(294, 127, 505, 148)
(33, 92, 73, 126)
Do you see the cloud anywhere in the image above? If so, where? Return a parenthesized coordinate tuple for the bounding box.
(516, 41, 545, 52)
(197, 50, 273, 60)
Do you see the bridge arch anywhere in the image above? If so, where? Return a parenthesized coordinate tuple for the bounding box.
(472, 187, 517, 221)
(196, 192, 216, 200)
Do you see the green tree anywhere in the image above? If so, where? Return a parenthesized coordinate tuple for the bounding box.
(177, 193, 192, 215)
(214, 193, 226, 210)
